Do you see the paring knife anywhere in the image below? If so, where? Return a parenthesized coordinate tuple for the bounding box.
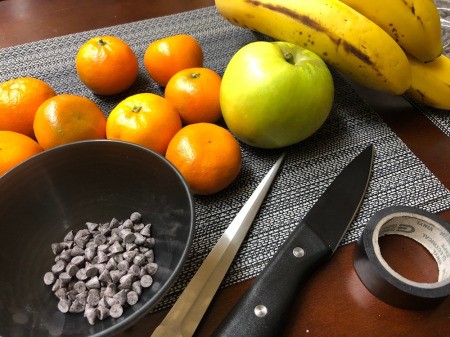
(151, 153, 285, 337)
(212, 144, 374, 337)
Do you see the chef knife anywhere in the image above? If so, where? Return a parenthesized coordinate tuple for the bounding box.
(212, 144, 374, 337)
(151, 153, 285, 337)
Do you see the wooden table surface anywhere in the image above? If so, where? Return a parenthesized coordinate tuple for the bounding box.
(1, 1, 449, 336)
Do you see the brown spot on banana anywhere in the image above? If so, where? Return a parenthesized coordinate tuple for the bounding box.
(401, 0, 424, 26)
(245, 0, 374, 67)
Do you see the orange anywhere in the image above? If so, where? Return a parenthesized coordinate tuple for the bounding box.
(144, 34, 203, 87)
(0, 77, 56, 138)
(75, 35, 139, 95)
(165, 67, 222, 124)
(33, 94, 106, 150)
(165, 123, 242, 195)
(0, 130, 43, 176)
(106, 93, 182, 155)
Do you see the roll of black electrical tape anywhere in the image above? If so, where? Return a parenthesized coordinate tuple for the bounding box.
(354, 206, 450, 310)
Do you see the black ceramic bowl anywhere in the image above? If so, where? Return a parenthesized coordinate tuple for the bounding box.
(0, 140, 195, 337)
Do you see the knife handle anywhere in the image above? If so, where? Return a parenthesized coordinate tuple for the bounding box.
(212, 221, 331, 337)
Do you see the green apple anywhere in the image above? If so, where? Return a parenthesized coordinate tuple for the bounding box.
(220, 41, 334, 149)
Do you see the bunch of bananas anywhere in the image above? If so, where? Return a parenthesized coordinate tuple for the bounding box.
(215, 0, 450, 110)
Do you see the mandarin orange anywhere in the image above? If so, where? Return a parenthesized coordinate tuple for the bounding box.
(0, 77, 56, 138)
(144, 34, 203, 87)
(165, 67, 222, 124)
(33, 94, 106, 150)
(75, 35, 139, 95)
(165, 123, 242, 195)
(0, 130, 43, 176)
(106, 93, 182, 155)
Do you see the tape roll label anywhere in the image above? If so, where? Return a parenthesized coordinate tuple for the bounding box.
(355, 206, 450, 309)
(374, 212, 450, 286)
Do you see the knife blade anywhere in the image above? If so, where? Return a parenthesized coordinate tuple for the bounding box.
(151, 153, 285, 337)
(212, 144, 374, 337)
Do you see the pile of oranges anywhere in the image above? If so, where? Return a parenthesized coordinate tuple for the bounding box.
(0, 34, 242, 195)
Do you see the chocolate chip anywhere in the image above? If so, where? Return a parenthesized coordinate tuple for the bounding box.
(133, 254, 146, 266)
(59, 249, 72, 262)
(118, 273, 133, 290)
(52, 279, 62, 292)
(94, 263, 106, 274)
(105, 258, 117, 270)
(65, 263, 79, 277)
(98, 269, 111, 283)
(73, 281, 86, 294)
(134, 233, 146, 245)
(109, 241, 123, 254)
(58, 299, 71, 313)
(110, 269, 125, 284)
(104, 283, 116, 298)
(140, 224, 151, 237)
(43, 272, 55, 285)
(105, 296, 119, 308)
(127, 291, 139, 306)
(144, 250, 154, 263)
(114, 289, 128, 306)
(71, 255, 85, 266)
(51, 260, 66, 274)
(130, 212, 142, 223)
(84, 307, 97, 325)
(109, 218, 120, 229)
(87, 289, 101, 307)
(117, 260, 129, 272)
(63, 230, 75, 242)
(69, 299, 85, 313)
(140, 275, 153, 288)
(122, 219, 133, 230)
(122, 250, 137, 263)
(128, 264, 140, 277)
(86, 276, 100, 289)
(93, 234, 106, 245)
(97, 305, 110, 320)
(131, 281, 142, 295)
(85, 265, 98, 278)
(86, 222, 99, 232)
(109, 303, 123, 318)
(51, 243, 65, 255)
(133, 223, 144, 232)
(119, 229, 136, 244)
(75, 268, 88, 281)
(59, 272, 72, 286)
(144, 237, 155, 248)
(144, 262, 158, 276)
(84, 247, 96, 262)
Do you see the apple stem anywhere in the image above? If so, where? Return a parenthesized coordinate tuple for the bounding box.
(284, 52, 294, 64)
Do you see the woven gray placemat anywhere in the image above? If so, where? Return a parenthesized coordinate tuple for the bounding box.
(1, 6, 450, 311)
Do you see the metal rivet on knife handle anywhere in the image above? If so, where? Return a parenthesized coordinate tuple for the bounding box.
(293, 247, 305, 258)
(254, 304, 268, 318)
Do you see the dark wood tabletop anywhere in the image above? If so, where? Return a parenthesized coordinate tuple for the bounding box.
(1, 1, 449, 336)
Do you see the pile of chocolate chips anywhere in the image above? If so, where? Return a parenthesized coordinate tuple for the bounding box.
(43, 212, 158, 325)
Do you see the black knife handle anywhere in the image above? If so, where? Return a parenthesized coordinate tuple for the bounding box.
(212, 221, 331, 337)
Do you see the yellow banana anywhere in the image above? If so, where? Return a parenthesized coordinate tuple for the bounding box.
(406, 54, 450, 110)
(340, 0, 442, 63)
(215, 0, 411, 95)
